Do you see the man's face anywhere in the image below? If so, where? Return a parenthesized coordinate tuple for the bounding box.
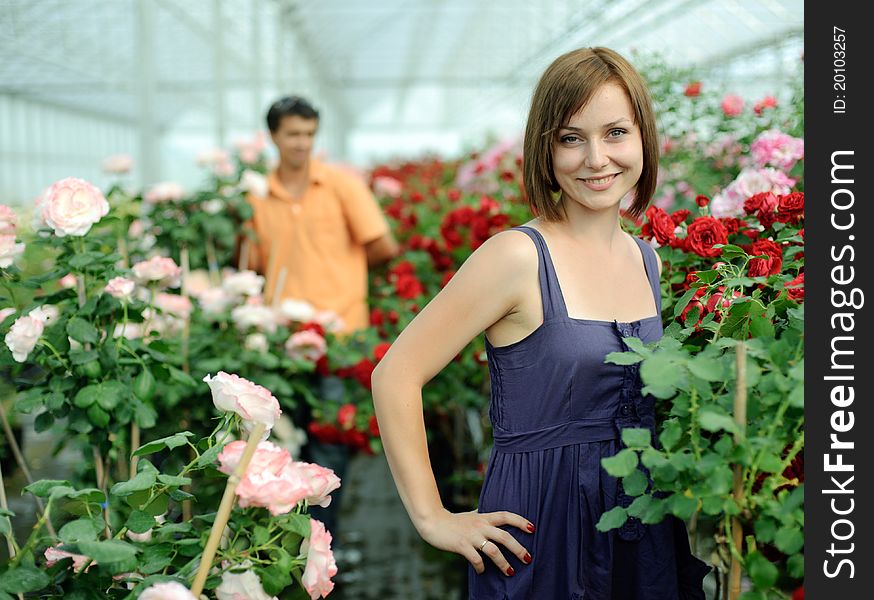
(271, 115, 318, 169)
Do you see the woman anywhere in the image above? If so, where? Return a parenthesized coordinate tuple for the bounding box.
(372, 47, 709, 599)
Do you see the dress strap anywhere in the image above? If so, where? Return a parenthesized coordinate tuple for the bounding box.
(511, 226, 567, 321)
(632, 236, 663, 314)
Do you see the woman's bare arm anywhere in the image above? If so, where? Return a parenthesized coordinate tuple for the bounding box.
(371, 230, 536, 575)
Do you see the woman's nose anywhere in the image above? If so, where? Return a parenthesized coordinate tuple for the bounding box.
(583, 141, 609, 170)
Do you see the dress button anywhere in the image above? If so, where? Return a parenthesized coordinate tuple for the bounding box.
(620, 404, 631, 416)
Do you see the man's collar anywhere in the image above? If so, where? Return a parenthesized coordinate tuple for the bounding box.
(267, 159, 326, 200)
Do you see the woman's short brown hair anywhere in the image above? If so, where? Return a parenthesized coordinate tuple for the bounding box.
(523, 47, 659, 221)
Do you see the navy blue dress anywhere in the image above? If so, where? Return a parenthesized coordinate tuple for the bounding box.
(470, 225, 709, 599)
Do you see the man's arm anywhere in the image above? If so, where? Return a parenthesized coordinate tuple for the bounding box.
(365, 231, 400, 266)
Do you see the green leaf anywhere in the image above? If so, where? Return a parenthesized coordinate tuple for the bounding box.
(0, 516, 10, 537)
(87, 404, 110, 427)
(758, 453, 784, 474)
(111, 470, 157, 497)
(672, 288, 698, 318)
(659, 419, 683, 452)
(669, 493, 697, 520)
(66, 317, 99, 344)
(595, 506, 628, 532)
(96, 380, 127, 410)
(605, 351, 644, 365)
(601, 449, 639, 477)
(0, 566, 50, 593)
(704, 466, 734, 496)
(59, 518, 101, 543)
(774, 526, 804, 554)
(23, 479, 71, 498)
(34, 411, 55, 432)
(157, 474, 192, 487)
(277, 512, 311, 538)
(126, 510, 157, 534)
(138, 544, 174, 574)
(621, 470, 648, 497)
(749, 312, 775, 338)
(746, 551, 778, 589)
(688, 356, 724, 381)
(754, 518, 778, 542)
(73, 384, 101, 408)
(621, 428, 651, 448)
(698, 409, 740, 435)
(626, 494, 652, 518)
(195, 441, 226, 468)
(787, 553, 804, 578)
(167, 366, 197, 388)
(77, 539, 139, 564)
(715, 244, 748, 259)
(132, 432, 195, 457)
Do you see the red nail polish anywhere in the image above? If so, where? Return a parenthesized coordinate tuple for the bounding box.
(527, 523, 536, 533)
(524, 553, 532, 564)
(506, 566, 515, 576)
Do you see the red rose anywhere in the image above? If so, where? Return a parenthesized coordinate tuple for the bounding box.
(644, 206, 676, 246)
(410, 191, 424, 203)
(748, 239, 783, 277)
(743, 192, 778, 216)
(389, 261, 416, 278)
(720, 217, 743, 235)
(387, 310, 399, 324)
(684, 81, 702, 97)
(694, 195, 710, 207)
(791, 586, 803, 600)
(785, 272, 804, 301)
(685, 216, 729, 258)
(299, 321, 326, 337)
(368, 414, 380, 438)
(671, 208, 691, 225)
(315, 355, 331, 376)
(337, 403, 357, 430)
(373, 341, 391, 362)
(490, 213, 510, 228)
(395, 273, 424, 299)
(440, 270, 456, 288)
(351, 358, 375, 389)
(776, 192, 804, 223)
(370, 308, 384, 327)
(308, 421, 341, 444)
(679, 298, 705, 328)
(447, 188, 461, 202)
(704, 286, 741, 319)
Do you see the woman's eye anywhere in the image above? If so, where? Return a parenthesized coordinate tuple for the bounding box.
(560, 135, 581, 143)
(608, 128, 627, 138)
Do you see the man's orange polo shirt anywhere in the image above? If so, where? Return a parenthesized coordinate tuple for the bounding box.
(246, 160, 389, 334)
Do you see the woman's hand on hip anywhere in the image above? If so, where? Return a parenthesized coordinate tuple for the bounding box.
(418, 508, 534, 575)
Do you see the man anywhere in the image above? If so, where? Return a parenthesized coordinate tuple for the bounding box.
(246, 96, 399, 329)
(244, 95, 399, 543)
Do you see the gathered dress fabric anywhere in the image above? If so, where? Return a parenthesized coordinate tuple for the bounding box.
(469, 225, 710, 600)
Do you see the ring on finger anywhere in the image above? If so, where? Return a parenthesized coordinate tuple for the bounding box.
(478, 539, 488, 552)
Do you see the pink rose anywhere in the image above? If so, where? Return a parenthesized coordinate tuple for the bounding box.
(222, 270, 265, 297)
(126, 528, 153, 542)
(41, 177, 109, 237)
(104, 277, 136, 301)
(0, 204, 16, 235)
(710, 168, 795, 218)
(183, 270, 212, 298)
(155, 293, 193, 319)
(231, 304, 279, 333)
(311, 310, 344, 333)
(102, 154, 133, 174)
(0, 234, 25, 268)
(240, 170, 268, 197)
(285, 330, 327, 362)
(59, 273, 78, 289)
(44, 545, 92, 572)
(721, 94, 744, 117)
(198, 287, 235, 314)
(750, 129, 804, 172)
(144, 182, 186, 203)
(0, 308, 16, 323)
(295, 462, 341, 508)
(373, 176, 404, 198)
(245, 333, 269, 352)
(132, 256, 182, 288)
(279, 298, 317, 323)
(138, 581, 197, 600)
(216, 569, 277, 600)
(301, 519, 338, 599)
(235, 466, 313, 515)
(4, 309, 49, 362)
(217, 440, 292, 477)
(203, 371, 281, 432)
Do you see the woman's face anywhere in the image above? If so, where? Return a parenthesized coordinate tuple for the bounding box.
(552, 82, 643, 214)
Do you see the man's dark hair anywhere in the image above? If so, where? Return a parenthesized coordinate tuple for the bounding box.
(266, 96, 320, 132)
